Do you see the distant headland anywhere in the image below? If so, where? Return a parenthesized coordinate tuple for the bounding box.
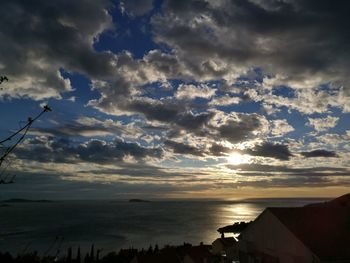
(1, 198, 54, 203)
(129, 199, 150, 202)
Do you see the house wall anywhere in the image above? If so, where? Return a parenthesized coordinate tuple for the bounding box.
(212, 239, 225, 255)
(212, 239, 239, 262)
(238, 210, 318, 263)
(184, 255, 209, 263)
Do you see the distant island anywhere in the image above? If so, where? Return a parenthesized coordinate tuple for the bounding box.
(1, 198, 54, 203)
(129, 199, 150, 202)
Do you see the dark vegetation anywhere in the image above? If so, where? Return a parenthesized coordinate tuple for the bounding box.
(0, 243, 216, 263)
(0, 247, 136, 263)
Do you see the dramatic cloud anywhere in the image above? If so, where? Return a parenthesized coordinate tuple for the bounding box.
(0, 0, 114, 99)
(208, 143, 232, 156)
(15, 137, 163, 164)
(1, 0, 349, 197)
(153, 0, 350, 91)
(31, 117, 143, 138)
(204, 111, 267, 145)
(244, 142, 293, 160)
(246, 86, 350, 114)
(164, 140, 204, 156)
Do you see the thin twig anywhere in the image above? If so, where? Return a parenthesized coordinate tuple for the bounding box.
(0, 105, 52, 168)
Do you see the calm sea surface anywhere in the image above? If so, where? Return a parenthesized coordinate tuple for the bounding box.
(0, 198, 327, 255)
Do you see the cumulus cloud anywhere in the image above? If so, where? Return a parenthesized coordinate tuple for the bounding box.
(243, 142, 293, 160)
(208, 95, 241, 106)
(164, 140, 204, 156)
(175, 84, 216, 100)
(270, 119, 294, 137)
(1, 0, 349, 196)
(0, 0, 115, 100)
(208, 143, 232, 156)
(246, 86, 350, 114)
(153, 0, 350, 92)
(210, 112, 269, 143)
(15, 137, 163, 164)
(307, 116, 339, 132)
(317, 132, 350, 146)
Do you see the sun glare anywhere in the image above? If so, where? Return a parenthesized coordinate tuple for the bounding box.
(226, 152, 251, 165)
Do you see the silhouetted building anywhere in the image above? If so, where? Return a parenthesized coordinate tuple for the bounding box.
(212, 237, 238, 262)
(183, 245, 213, 263)
(238, 193, 350, 263)
(130, 248, 181, 263)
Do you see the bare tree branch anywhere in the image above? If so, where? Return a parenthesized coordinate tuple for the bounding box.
(0, 105, 52, 183)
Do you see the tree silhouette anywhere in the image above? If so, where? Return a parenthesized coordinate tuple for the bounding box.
(0, 76, 52, 184)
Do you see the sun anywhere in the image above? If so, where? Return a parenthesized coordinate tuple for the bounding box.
(226, 152, 251, 165)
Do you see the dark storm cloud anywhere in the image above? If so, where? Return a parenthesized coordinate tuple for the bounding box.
(176, 111, 214, 131)
(215, 113, 264, 143)
(0, 0, 114, 99)
(78, 139, 163, 163)
(301, 149, 339, 158)
(164, 140, 204, 156)
(32, 124, 117, 138)
(208, 143, 231, 156)
(30, 117, 141, 138)
(126, 98, 214, 132)
(153, 0, 350, 90)
(15, 137, 163, 164)
(244, 142, 293, 160)
(128, 99, 180, 122)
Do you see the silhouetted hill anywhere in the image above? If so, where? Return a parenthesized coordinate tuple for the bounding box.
(1, 198, 54, 203)
(129, 199, 150, 202)
(305, 193, 350, 208)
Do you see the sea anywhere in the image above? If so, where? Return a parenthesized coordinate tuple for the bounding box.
(0, 198, 328, 256)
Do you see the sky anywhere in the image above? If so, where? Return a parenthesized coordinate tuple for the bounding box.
(0, 0, 349, 200)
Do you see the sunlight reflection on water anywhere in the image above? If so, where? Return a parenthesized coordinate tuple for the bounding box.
(0, 199, 324, 254)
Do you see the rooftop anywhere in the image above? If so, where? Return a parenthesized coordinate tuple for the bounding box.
(268, 193, 350, 261)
